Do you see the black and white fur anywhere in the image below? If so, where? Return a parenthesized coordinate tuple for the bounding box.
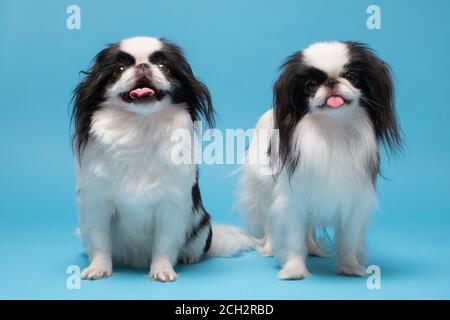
(238, 41, 401, 280)
(72, 36, 253, 282)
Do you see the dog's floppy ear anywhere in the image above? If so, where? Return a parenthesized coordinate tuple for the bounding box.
(161, 39, 215, 127)
(273, 51, 309, 176)
(71, 44, 119, 157)
(368, 53, 402, 153)
(346, 41, 402, 154)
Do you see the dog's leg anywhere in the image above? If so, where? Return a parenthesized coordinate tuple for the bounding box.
(279, 250, 309, 280)
(257, 229, 274, 257)
(278, 226, 309, 280)
(272, 196, 309, 280)
(336, 198, 372, 277)
(150, 199, 189, 282)
(78, 193, 113, 280)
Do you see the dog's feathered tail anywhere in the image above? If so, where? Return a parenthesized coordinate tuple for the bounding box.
(206, 225, 256, 257)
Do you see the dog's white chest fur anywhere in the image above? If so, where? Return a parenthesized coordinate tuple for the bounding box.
(287, 108, 378, 225)
(77, 105, 195, 205)
(240, 107, 378, 236)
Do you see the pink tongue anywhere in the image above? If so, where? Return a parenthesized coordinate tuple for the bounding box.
(326, 96, 345, 108)
(129, 87, 155, 99)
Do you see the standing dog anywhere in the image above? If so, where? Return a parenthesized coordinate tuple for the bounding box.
(239, 41, 401, 279)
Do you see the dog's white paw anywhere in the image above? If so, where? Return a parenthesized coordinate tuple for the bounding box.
(150, 258, 177, 282)
(81, 264, 112, 280)
(278, 260, 310, 280)
(150, 268, 178, 282)
(337, 262, 366, 277)
(278, 266, 310, 280)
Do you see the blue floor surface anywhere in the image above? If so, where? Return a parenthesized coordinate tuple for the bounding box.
(1, 213, 449, 299)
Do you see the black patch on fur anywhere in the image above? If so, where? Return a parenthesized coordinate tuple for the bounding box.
(273, 51, 327, 176)
(191, 171, 202, 212)
(159, 39, 215, 127)
(204, 224, 213, 253)
(186, 169, 213, 253)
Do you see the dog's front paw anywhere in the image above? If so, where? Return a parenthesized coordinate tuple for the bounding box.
(81, 254, 112, 280)
(150, 268, 178, 282)
(278, 266, 310, 280)
(150, 258, 178, 282)
(278, 259, 310, 280)
(81, 264, 112, 280)
(337, 262, 366, 277)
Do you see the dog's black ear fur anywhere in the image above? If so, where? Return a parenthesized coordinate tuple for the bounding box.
(71, 44, 120, 157)
(273, 51, 310, 176)
(161, 39, 215, 127)
(346, 41, 402, 153)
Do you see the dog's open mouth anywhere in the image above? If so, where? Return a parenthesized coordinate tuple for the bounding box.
(323, 95, 351, 109)
(121, 81, 166, 104)
(130, 87, 155, 99)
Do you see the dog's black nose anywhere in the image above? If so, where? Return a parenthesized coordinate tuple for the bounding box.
(136, 63, 150, 70)
(325, 78, 338, 88)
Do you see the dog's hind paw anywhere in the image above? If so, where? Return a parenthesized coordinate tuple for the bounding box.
(337, 262, 366, 277)
(180, 256, 201, 264)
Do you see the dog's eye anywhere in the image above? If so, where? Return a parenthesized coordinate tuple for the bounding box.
(344, 71, 358, 84)
(113, 64, 126, 77)
(116, 64, 126, 72)
(150, 51, 169, 71)
(305, 80, 318, 94)
(157, 63, 167, 71)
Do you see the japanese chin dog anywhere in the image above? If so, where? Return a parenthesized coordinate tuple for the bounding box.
(238, 41, 401, 280)
(72, 36, 253, 282)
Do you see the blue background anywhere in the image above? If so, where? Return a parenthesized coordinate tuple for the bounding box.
(1, 0, 449, 299)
